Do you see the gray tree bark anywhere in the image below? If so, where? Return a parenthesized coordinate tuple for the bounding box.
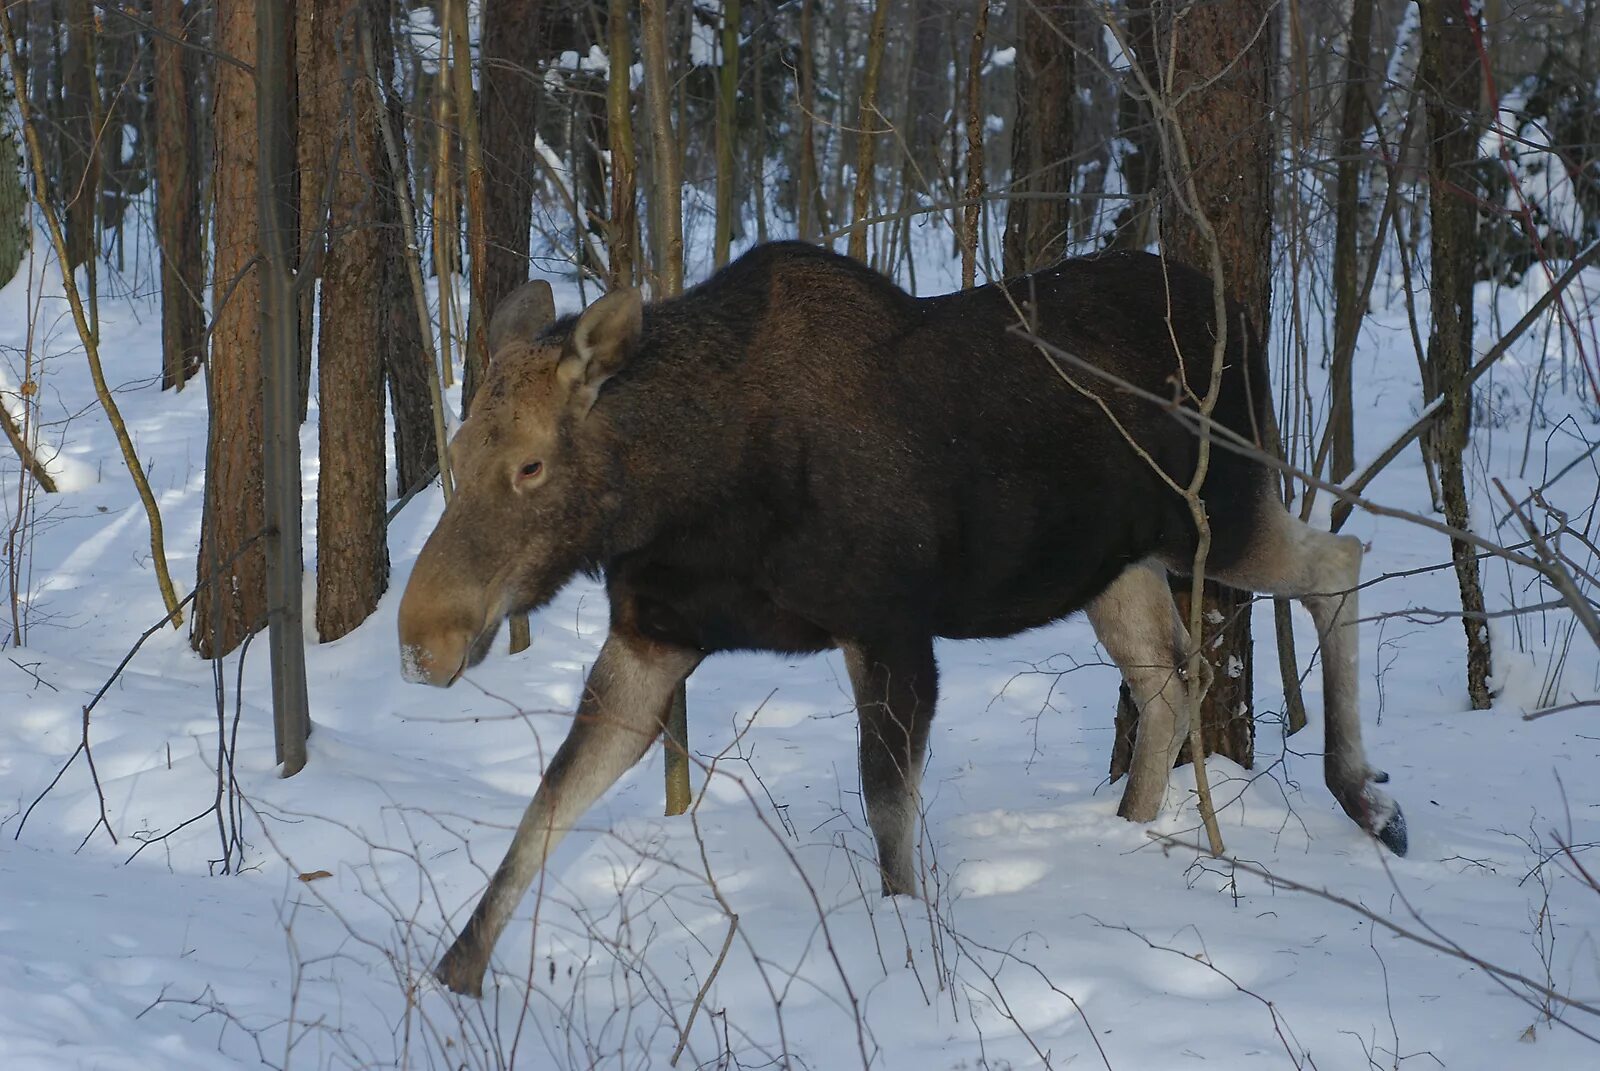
(1420, 0, 1493, 709)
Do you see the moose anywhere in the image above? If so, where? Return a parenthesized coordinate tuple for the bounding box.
(398, 242, 1406, 997)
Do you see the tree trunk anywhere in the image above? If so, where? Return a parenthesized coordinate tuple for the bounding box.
(257, 0, 312, 773)
(1159, 0, 1276, 770)
(640, 0, 689, 814)
(295, 0, 323, 420)
(640, 0, 682, 293)
(1107, 5, 1160, 252)
(309, 0, 389, 643)
(847, 0, 891, 264)
(374, 0, 437, 496)
(795, 0, 827, 241)
(713, 0, 740, 267)
(1420, 0, 1492, 709)
(61, 0, 95, 272)
(1003, 0, 1076, 276)
(606, 0, 637, 287)
(195, 0, 268, 659)
(464, 0, 548, 415)
(961, 0, 989, 290)
(1329, 0, 1376, 484)
(0, 56, 24, 288)
(153, 0, 205, 391)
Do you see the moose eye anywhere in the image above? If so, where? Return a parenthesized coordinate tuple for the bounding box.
(518, 461, 544, 480)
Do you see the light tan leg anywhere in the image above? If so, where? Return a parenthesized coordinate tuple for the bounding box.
(1088, 561, 1195, 823)
(435, 631, 701, 996)
(1207, 507, 1406, 854)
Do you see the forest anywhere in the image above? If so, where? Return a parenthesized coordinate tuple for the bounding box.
(1, 0, 1599, 1067)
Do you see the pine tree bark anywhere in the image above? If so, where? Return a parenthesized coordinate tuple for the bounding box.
(307, 0, 389, 642)
(1420, 0, 1492, 708)
(257, 0, 312, 773)
(153, 0, 205, 391)
(374, 0, 436, 496)
(1, 59, 24, 288)
(1003, 1, 1076, 276)
(1176, 0, 1273, 768)
(961, 0, 989, 290)
(1107, 6, 1160, 252)
(641, 0, 682, 292)
(846, 0, 891, 264)
(795, 0, 827, 241)
(295, 0, 324, 419)
(640, 0, 689, 814)
(713, 0, 740, 267)
(606, 0, 637, 287)
(1329, 0, 1376, 484)
(195, 0, 269, 658)
(1157, 0, 1276, 770)
(464, 0, 549, 415)
(61, 0, 96, 271)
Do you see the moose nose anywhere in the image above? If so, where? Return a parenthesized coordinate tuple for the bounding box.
(399, 630, 470, 687)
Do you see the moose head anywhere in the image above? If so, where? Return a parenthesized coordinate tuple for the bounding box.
(397, 281, 644, 686)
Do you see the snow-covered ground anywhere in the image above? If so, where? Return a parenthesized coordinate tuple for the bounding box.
(3, 231, 1599, 1070)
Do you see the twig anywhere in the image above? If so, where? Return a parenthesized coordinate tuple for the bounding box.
(0, 7, 185, 626)
(1338, 239, 1600, 526)
(669, 914, 738, 1066)
(14, 528, 267, 843)
(1149, 832, 1600, 1033)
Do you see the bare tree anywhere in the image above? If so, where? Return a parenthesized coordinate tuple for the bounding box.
(0, 50, 23, 288)
(795, 0, 828, 241)
(466, 0, 550, 414)
(1328, 0, 1376, 483)
(641, 0, 682, 293)
(847, 0, 891, 263)
(306, 0, 390, 642)
(1420, 0, 1493, 708)
(61, 0, 95, 273)
(640, 0, 690, 814)
(194, 0, 269, 659)
(153, 0, 204, 391)
(1003, 0, 1077, 275)
(1157, 0, 1277, 769)
(961, 0, 989, 290)
(606, 0, 637, 287)
(257, 0, 312, 773)
(713, 0, 740, 267)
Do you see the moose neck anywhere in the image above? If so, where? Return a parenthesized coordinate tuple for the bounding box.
(586, 287, 760, 564)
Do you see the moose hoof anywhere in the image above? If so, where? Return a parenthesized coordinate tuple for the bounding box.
(1372, 799, 1408, 857)
(434, 943, 487, 998)
(1341, 780, 1407, 858)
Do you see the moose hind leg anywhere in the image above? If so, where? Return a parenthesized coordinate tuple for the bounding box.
(434, 631, 701, 996)
(1211, 508, 1406, 855)
(1089, 561, 1195, 823)
(843, 637, 937, 897)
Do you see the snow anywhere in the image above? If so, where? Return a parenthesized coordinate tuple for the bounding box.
(3, 224, 1600, 1070)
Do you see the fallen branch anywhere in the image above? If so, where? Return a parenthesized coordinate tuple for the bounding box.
(0, 400, 57, 492)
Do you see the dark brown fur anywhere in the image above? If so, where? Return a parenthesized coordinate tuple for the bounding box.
(524, 242, 1269, 656)
(399, 242, 1403, 997)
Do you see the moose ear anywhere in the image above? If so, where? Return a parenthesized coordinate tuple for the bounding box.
(486, 279, 556, 360)
(558, 288, 644, 413)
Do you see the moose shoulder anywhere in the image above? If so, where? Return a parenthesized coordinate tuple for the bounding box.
(397, 241, 1406, 996)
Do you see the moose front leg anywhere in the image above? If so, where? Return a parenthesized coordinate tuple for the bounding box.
(435, 631, 701, 997)
(842, 637, 938, 897)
